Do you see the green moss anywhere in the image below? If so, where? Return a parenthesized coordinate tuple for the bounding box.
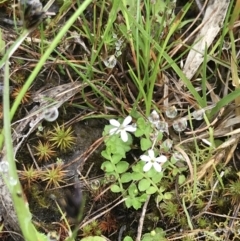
(49, 123, 76, 151)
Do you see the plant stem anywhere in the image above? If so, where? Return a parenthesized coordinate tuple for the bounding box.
(3, 55, 41, 241)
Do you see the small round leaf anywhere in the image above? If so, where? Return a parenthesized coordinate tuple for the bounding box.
(120, 172, 132, 183)
(111, 184, 122, 193)
(101, 161, 114, 172)
(138, 178, 150, 191)
(116, 161, 129, 173)
(146, 186, 157, 194)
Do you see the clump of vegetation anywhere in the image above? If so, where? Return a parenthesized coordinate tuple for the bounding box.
(41, 163, 68, 190)
(49, 123, 76, 152)
(18, 164, 41, 188)
(227, 179, 240, 204)
(0, 0, 240, 241)
(99, 213, 117, 234)
(11, 86, 31, 104)
(29, 183, 50, 208)
(81, 220, 102, 237)
(33, 140, 56, 162)
(10, 69, 28, 85)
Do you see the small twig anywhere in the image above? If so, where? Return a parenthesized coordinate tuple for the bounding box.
(82, 194, 124, 222)
(26, 143, 40, 171)
(195, 0, 205, 15)
(136, 195, 151, 241)
(174, 145, 194, 183)
(118, 225, 126, 241)
(79, 198, 127, 229)
(77, 163, 94, 189)
(94, 185, 112, 202)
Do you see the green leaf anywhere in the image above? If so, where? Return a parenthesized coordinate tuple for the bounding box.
(211, 88, 240, 117)
(156, 131, 163, 141)
(163, 192, 172, 200)
(132, 161, 144, 172)
(142, 227, 166, 241)
(116, 161, 129, 173)
(80, 236, 106, 241)
(111, 184, 122, 193)
(123, 236, 134, 241)
(151, 172, 163, 183)
(128, 183, 138, 197)
(123, 0, 139, 17)
(103, 124, 113, 136)
(131, 171, 143, 180)
(101, 149, 111, 160)
(156, 194, 163, 203)
(120, 172, 133, 183)
(106, 135, 131, 157)
(112, 154, 123, 164)
(178, 175, 186, 185)
(138, 178, 150, 191)
(138, 193, 148, 202)
(135, 128, 145, 137)
(132, 198, 142, 210)
(130, 110, 142, 119)
(136, 122, 153, 138)
(135, 117, 147, 137)
(137, 117, 146, 129)
(125, 196, 132, 208)
(145, 168, 157, 178)
(140, 137, 152, 151)
(146, 186, 157, 194)
(143, 125, 153, 138)
(172, 168, 180, 176)
(159, 186, 166, 192)
(101, 161, 115, 172)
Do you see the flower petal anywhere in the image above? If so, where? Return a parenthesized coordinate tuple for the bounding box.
(140, 155, 151, 162)
(122, 116, 132, 127)
(109, 119, 120, 127)
(143, 162, 152, 172)
(109, 127, 118, 135)
(153, 162, 162, 172)
(155, 155, 167, 163)
(148, 149, 155, 159)
(124, 125, 137, 133)
(120, 130, 128, 142)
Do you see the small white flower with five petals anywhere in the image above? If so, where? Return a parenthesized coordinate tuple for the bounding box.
(140, 149, 167, 172)
(109, 116, 136, 142)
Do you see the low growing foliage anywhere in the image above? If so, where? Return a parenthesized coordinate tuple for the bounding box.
(101, 112, 186, 210)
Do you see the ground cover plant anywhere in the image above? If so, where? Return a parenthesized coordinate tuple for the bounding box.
(0, 0, 240, 240)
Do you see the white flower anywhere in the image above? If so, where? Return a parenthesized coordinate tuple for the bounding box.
(140, 149, 167, 172)
(109, 116, 136, 142)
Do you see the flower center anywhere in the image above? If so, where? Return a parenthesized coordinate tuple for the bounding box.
(119, 125, 125, 130)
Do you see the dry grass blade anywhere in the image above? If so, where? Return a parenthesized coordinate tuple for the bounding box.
(183, 0, 230, 80)
(174, 145, 194, 182)
(185, 150, 225, 184)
